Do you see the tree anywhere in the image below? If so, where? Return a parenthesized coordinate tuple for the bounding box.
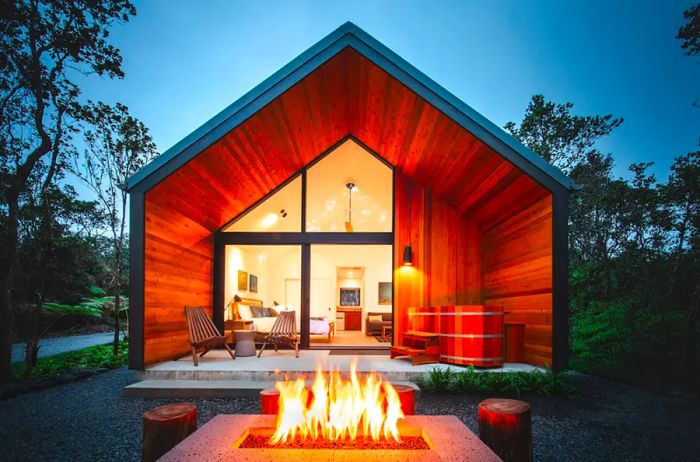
(72, 101, 157, 354)
(14, 183, 107, 372)
(0, 0, 136, 381)
(504, 94, 622, 174)
(678, 3, 700, 58)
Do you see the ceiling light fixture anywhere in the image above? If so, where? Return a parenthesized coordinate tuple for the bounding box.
(345, 182, 355, 232)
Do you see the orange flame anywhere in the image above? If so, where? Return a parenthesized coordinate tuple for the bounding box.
(270, 362, 404, 444)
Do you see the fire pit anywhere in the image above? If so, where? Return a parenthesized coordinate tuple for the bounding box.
(159, 364, 501, 461)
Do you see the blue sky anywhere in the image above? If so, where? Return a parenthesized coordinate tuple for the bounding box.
(80, 0, 699, 182)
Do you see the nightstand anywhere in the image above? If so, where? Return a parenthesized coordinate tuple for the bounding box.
(225, 319, 254, 331)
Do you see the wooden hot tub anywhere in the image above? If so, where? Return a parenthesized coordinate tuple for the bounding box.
(407, 305, 504, 367)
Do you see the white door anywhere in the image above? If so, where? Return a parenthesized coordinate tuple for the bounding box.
(310, 278, 333, 319)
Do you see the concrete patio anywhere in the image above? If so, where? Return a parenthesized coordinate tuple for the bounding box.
(124, 349, 541, 398)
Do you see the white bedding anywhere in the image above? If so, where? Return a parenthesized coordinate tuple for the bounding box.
(250, 315, 330, 335)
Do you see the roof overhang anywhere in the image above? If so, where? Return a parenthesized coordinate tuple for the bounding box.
(125, 21, 577, 194)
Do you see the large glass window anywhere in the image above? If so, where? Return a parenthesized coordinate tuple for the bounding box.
(224, 245, 301, 330)
(306, 140, 392, 232)
(223, 176, 302, 232)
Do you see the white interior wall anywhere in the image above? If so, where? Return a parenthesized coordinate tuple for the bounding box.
(223, 245, 269, 319)
(224, 244, 392, 335)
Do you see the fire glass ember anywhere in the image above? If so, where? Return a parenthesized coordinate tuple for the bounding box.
(263, 363, 411, 448)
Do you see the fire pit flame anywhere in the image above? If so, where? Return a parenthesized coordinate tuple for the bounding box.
(270, 362, 405, 444)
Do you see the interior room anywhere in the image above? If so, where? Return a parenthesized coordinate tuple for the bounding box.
(220, 139, 394, 348)
(222, 243, 392, 348)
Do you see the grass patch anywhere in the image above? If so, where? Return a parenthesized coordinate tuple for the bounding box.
(419, 365, 576, 397)
(12, 341, 128, 378)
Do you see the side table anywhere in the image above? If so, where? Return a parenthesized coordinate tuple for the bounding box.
(233, 330, 256, 357)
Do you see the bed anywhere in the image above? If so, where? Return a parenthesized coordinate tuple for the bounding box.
(230, 298, 332, 342)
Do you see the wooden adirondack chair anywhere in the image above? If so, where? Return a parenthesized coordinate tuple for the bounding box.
(184, 306, 235, 366)
(257, 310, 299, 358)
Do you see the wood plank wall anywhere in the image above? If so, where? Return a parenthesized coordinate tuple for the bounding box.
(394, 171, 481, 344)
(143, 198, 214, 364)
(481, 194, 553, 366)
(136, 48, 560, 367)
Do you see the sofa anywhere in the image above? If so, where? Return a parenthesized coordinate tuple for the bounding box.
(365, 312, 392, 336)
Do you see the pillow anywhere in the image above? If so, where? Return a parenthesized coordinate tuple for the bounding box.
(269, 307, 279, 317)
(368, 315, 384, 323)
(250, 306, 266, 318)
(237, 303, 253, 320)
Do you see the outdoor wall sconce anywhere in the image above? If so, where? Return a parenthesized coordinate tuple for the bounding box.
(403, 245, 413, 266)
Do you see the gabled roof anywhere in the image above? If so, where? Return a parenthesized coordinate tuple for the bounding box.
(125, 21, 577, 193)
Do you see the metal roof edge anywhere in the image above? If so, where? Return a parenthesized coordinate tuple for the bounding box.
(125, 21, 578, 192)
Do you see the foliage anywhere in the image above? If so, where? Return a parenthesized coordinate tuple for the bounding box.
(678, 4, 700, 58)
(419, 366, 576, 397)
(72, 100, 157, 353)
(504, 94, 622, 173)
(420, 366, 454, 392)
(12, 341, 128, 378)
(507, 92, 700, 387)
(0, 0, 137, 381)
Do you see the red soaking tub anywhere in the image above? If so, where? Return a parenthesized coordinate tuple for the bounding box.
(407, 305, 504, 367)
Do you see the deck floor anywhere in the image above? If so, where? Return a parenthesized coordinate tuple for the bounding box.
(141, 349, 542, 382)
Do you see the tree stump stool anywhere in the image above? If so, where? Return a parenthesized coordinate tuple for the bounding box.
(478, 398, 532, 462)
(142, 403, 197, 462)
(392, 384, 415, 415)
(260, 387, 280, 414)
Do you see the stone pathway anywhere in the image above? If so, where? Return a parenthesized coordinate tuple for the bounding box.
(11, 332, 116, 362)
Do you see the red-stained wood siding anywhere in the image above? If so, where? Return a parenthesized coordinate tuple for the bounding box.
(140, 47, 556, 366)
(393, 172, 482, 345)
(480, 194, 553, 366)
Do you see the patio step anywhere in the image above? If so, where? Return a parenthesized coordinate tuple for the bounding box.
(123, 379, 421, 399)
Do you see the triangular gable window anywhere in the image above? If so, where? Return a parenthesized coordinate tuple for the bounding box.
(223, 176, 302, 232)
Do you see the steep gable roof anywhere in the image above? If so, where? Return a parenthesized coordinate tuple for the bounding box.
(125, 21, 576, 193)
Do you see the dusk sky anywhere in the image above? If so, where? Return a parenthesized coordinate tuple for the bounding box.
(80, 0, 699, 182)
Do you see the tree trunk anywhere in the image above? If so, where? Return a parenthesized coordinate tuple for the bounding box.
(24, 300, 42, 377)
(142, 403, 197, 462)
(478, 398, 532, 462)
(0, 194, 21, 382)
(113, 243, 122, 355)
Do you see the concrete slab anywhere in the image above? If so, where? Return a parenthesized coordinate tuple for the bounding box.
(140, 349, 541, 383)
(123, 379, 421, 399)
(159, 414, 501, 462)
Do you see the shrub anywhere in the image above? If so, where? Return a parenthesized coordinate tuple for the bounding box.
(420, 366, 575, 397)
(12, 341, 128, 378)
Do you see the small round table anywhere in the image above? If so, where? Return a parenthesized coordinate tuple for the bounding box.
(234, 330, 256, 357)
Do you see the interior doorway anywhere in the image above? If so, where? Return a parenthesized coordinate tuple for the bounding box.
(309, 244, 393, 347)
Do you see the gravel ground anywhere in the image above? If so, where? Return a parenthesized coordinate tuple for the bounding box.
(0, 367, 698, 461)
(11, 333, 116, 362)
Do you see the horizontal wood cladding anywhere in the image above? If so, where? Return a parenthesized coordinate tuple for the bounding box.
(143, 194, 215, 365)
(137, 46, 563, 367)
(394, 172, 482, 346)
(481, 195, 553, 366)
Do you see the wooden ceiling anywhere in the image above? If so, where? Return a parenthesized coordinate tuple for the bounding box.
(146, 48, 549, 233)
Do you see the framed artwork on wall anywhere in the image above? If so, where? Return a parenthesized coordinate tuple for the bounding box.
(378, 282, 392, 305)
(249, 274, 258, 293)
(238, 270, 248, 291)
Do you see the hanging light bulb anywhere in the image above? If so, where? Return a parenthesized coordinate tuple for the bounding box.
(345, 182, 355, 232)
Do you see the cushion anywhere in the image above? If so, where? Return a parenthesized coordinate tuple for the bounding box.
(250, 306, 266, 318)
(368, 315, 384, 323)
(237, 303, 253, 320)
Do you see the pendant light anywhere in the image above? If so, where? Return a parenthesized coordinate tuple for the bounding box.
(345, 182, 355, 232)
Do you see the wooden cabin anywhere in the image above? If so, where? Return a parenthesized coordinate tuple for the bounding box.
(124, 22, 576, 371)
